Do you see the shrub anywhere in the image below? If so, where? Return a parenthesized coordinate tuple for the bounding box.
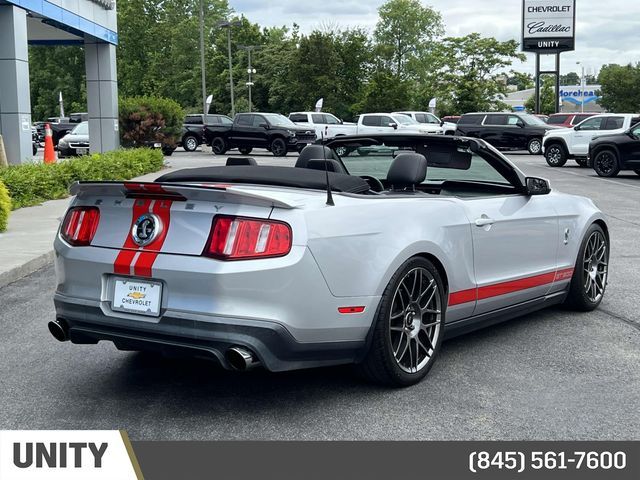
(0, 148, 164, 210)
(119, 96, 184, 148)
(0, 180, 10, 232)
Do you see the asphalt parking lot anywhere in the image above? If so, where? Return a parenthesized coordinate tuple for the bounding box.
(0, 149, 638, 440)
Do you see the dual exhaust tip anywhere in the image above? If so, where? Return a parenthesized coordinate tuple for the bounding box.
(48, 319, 260, 371)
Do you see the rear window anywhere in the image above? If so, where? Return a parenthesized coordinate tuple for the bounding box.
(289, 113, 307, 123)
(362, 115, 381, 126)
(236, 115, 253, 126)
(548, 115, 570, 125)
(603, 117, 625, 130)
(484, 114, 507, 126)
(458, 114, 484, 125)
(185, 115, 203, 124)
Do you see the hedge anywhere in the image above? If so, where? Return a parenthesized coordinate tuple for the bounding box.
(0, 148, 164, 210)
(0, 180, 10, 232)
(120, 96, 184, 148)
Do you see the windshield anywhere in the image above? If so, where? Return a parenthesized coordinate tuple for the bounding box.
(336, 144, 511, 185)
(263, 114, 297, 128)
(394, 115, 418, 125)
(71, 122, 89, 135)
(520, 114, 548, 126)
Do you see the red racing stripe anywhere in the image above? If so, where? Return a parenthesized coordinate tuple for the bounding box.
(448, 267, 576, 306)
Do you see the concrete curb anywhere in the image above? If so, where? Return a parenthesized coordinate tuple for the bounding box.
(0, 250, 54, 289)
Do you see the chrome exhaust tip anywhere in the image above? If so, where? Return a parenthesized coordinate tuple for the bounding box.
(225, 346, 260, 371)
(48, 319, 69, 342)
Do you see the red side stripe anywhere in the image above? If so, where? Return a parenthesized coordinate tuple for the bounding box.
(449, 267, 575, 306)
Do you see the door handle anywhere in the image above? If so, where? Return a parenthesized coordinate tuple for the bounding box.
(475, 216, 495, 227)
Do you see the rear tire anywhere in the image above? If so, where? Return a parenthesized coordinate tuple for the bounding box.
(335, 146, 350, 157)
(183, 134, 199, 152)
(270, 138, 287, 157)
(528, 137, 542, 155)
(238, 147, 253, 155)
(211, 137, 228, 155)
(564, 224, 609, 311)
(358, 257, 445, 387)
(545, 143, 567, 167)
(593, 150, 620, 177)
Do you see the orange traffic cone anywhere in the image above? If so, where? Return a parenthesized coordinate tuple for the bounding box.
(43, 123, 56, 164)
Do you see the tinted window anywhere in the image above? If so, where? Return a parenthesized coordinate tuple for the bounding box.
(548, 115, 570, 125)
(220, 116, 233, 125)
(236, 115, 253, 126)
(578, 117, 604, 130)
(185, 115, 203, 124)
(458, 114, 483, 125)
(484, 114, 507, 126)
(603, 117, 624, 130)
(362, 116, 381, 126)
(289, 113, 307, 123)
(252, 115, 267, 127)
(311, 114, 325, 123)
(208, 116, 221, 125)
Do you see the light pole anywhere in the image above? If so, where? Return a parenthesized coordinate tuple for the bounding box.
(238, 45, 261, 112)
(218, 20, 242, 117)
(199, 0, 206, 118)
(576, 61, 585, 113)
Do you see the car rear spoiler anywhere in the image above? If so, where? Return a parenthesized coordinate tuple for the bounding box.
(69, 181, 298, 209)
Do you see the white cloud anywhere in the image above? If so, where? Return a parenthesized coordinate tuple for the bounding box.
(228, 0, 640, 75)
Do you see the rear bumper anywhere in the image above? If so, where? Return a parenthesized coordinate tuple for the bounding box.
(55, 295, 365, 372)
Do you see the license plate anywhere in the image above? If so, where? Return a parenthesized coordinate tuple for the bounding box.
(76, 148, 88, 155)
(112, 279, 162, 317)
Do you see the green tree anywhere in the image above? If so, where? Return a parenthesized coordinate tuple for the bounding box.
(508, 71, 534, 91)
(598, 63, 640, 112)
(374, 0, 444, 79)
(429, 34, 526, 114)
(525, 75, 556, 115)
(560, 72, 580, 86)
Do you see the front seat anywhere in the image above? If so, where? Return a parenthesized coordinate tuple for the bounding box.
(386, 152, 427, 192)
(295, 145, 338, 169)
(305, 159, 346, 174)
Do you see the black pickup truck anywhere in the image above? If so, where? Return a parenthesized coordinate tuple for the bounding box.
(36, 113, 88, 147)
(203, 112, 316, 156)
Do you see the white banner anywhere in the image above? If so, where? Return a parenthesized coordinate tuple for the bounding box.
(0, 431, 141, 480)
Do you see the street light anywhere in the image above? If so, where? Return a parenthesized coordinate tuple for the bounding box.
(218, 20, 242, 117)
(576, 61, 585, 113)
(238, 45, 262, 112)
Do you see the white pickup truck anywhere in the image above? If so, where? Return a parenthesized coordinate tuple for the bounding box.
(393, 111, 453, 135)
(288, 112, 356, 140)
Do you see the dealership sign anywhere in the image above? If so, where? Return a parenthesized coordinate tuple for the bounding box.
(522, 0, 576, 52)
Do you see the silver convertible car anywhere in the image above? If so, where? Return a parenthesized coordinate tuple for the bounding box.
(50, 134, 609, 386)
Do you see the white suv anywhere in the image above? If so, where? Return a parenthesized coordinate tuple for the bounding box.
(393, 111, 453, 134)
(542, 113, 640, 167)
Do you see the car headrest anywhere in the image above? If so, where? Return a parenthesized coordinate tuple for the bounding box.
(386, 153, 427, 190)
(295, 145, 336, 168)
(305, 159, 346, 174)
(226, 157, 257, 166)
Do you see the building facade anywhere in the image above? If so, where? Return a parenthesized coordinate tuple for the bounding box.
(0, 0, 118, 164)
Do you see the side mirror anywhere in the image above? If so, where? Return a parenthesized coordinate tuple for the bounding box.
(517, 120, 525, 128)
(259, 123, 270, 129)
(440, 120, 445, 126)
(389, 122, 398, 129)
(573, 125, 580, 131)
(338, 119, 344, 125)
(525, 177, 551, 196)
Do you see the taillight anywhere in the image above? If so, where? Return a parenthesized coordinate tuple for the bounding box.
(205, 215, 292, 260)
(60, 207, 100, 246)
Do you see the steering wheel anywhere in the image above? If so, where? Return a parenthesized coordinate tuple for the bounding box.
(360, 175, 384, 192)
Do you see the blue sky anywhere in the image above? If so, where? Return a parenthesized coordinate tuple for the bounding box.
(228, 0, 640, 76)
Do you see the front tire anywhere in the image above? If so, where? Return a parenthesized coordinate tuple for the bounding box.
(593, 150, 620, 177)
(183, 134, 199, 152)
(564, 224, 609, 311)
(545, 143, 567, 167)
(335, 146, 350, 157)
(528, 137, 542, 155)
(358, 257, 445, 387)
(270, 138, 287, 157)
(238, 147, 253, 155)
(211, 137, 228, 155)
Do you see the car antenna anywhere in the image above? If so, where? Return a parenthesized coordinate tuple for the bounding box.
(321, 132, 334, 206)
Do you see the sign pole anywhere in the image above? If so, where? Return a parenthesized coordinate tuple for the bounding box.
(555, 53, 561, 113)
(535, 53, 541, 114)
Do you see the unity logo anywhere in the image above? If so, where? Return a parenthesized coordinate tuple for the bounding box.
(13, 442, 108, 469)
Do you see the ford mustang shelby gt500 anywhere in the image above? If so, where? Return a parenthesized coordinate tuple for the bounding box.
(51, 134, 609, 386)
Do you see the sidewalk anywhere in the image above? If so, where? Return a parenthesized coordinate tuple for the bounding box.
(0, 169, 162, 288)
